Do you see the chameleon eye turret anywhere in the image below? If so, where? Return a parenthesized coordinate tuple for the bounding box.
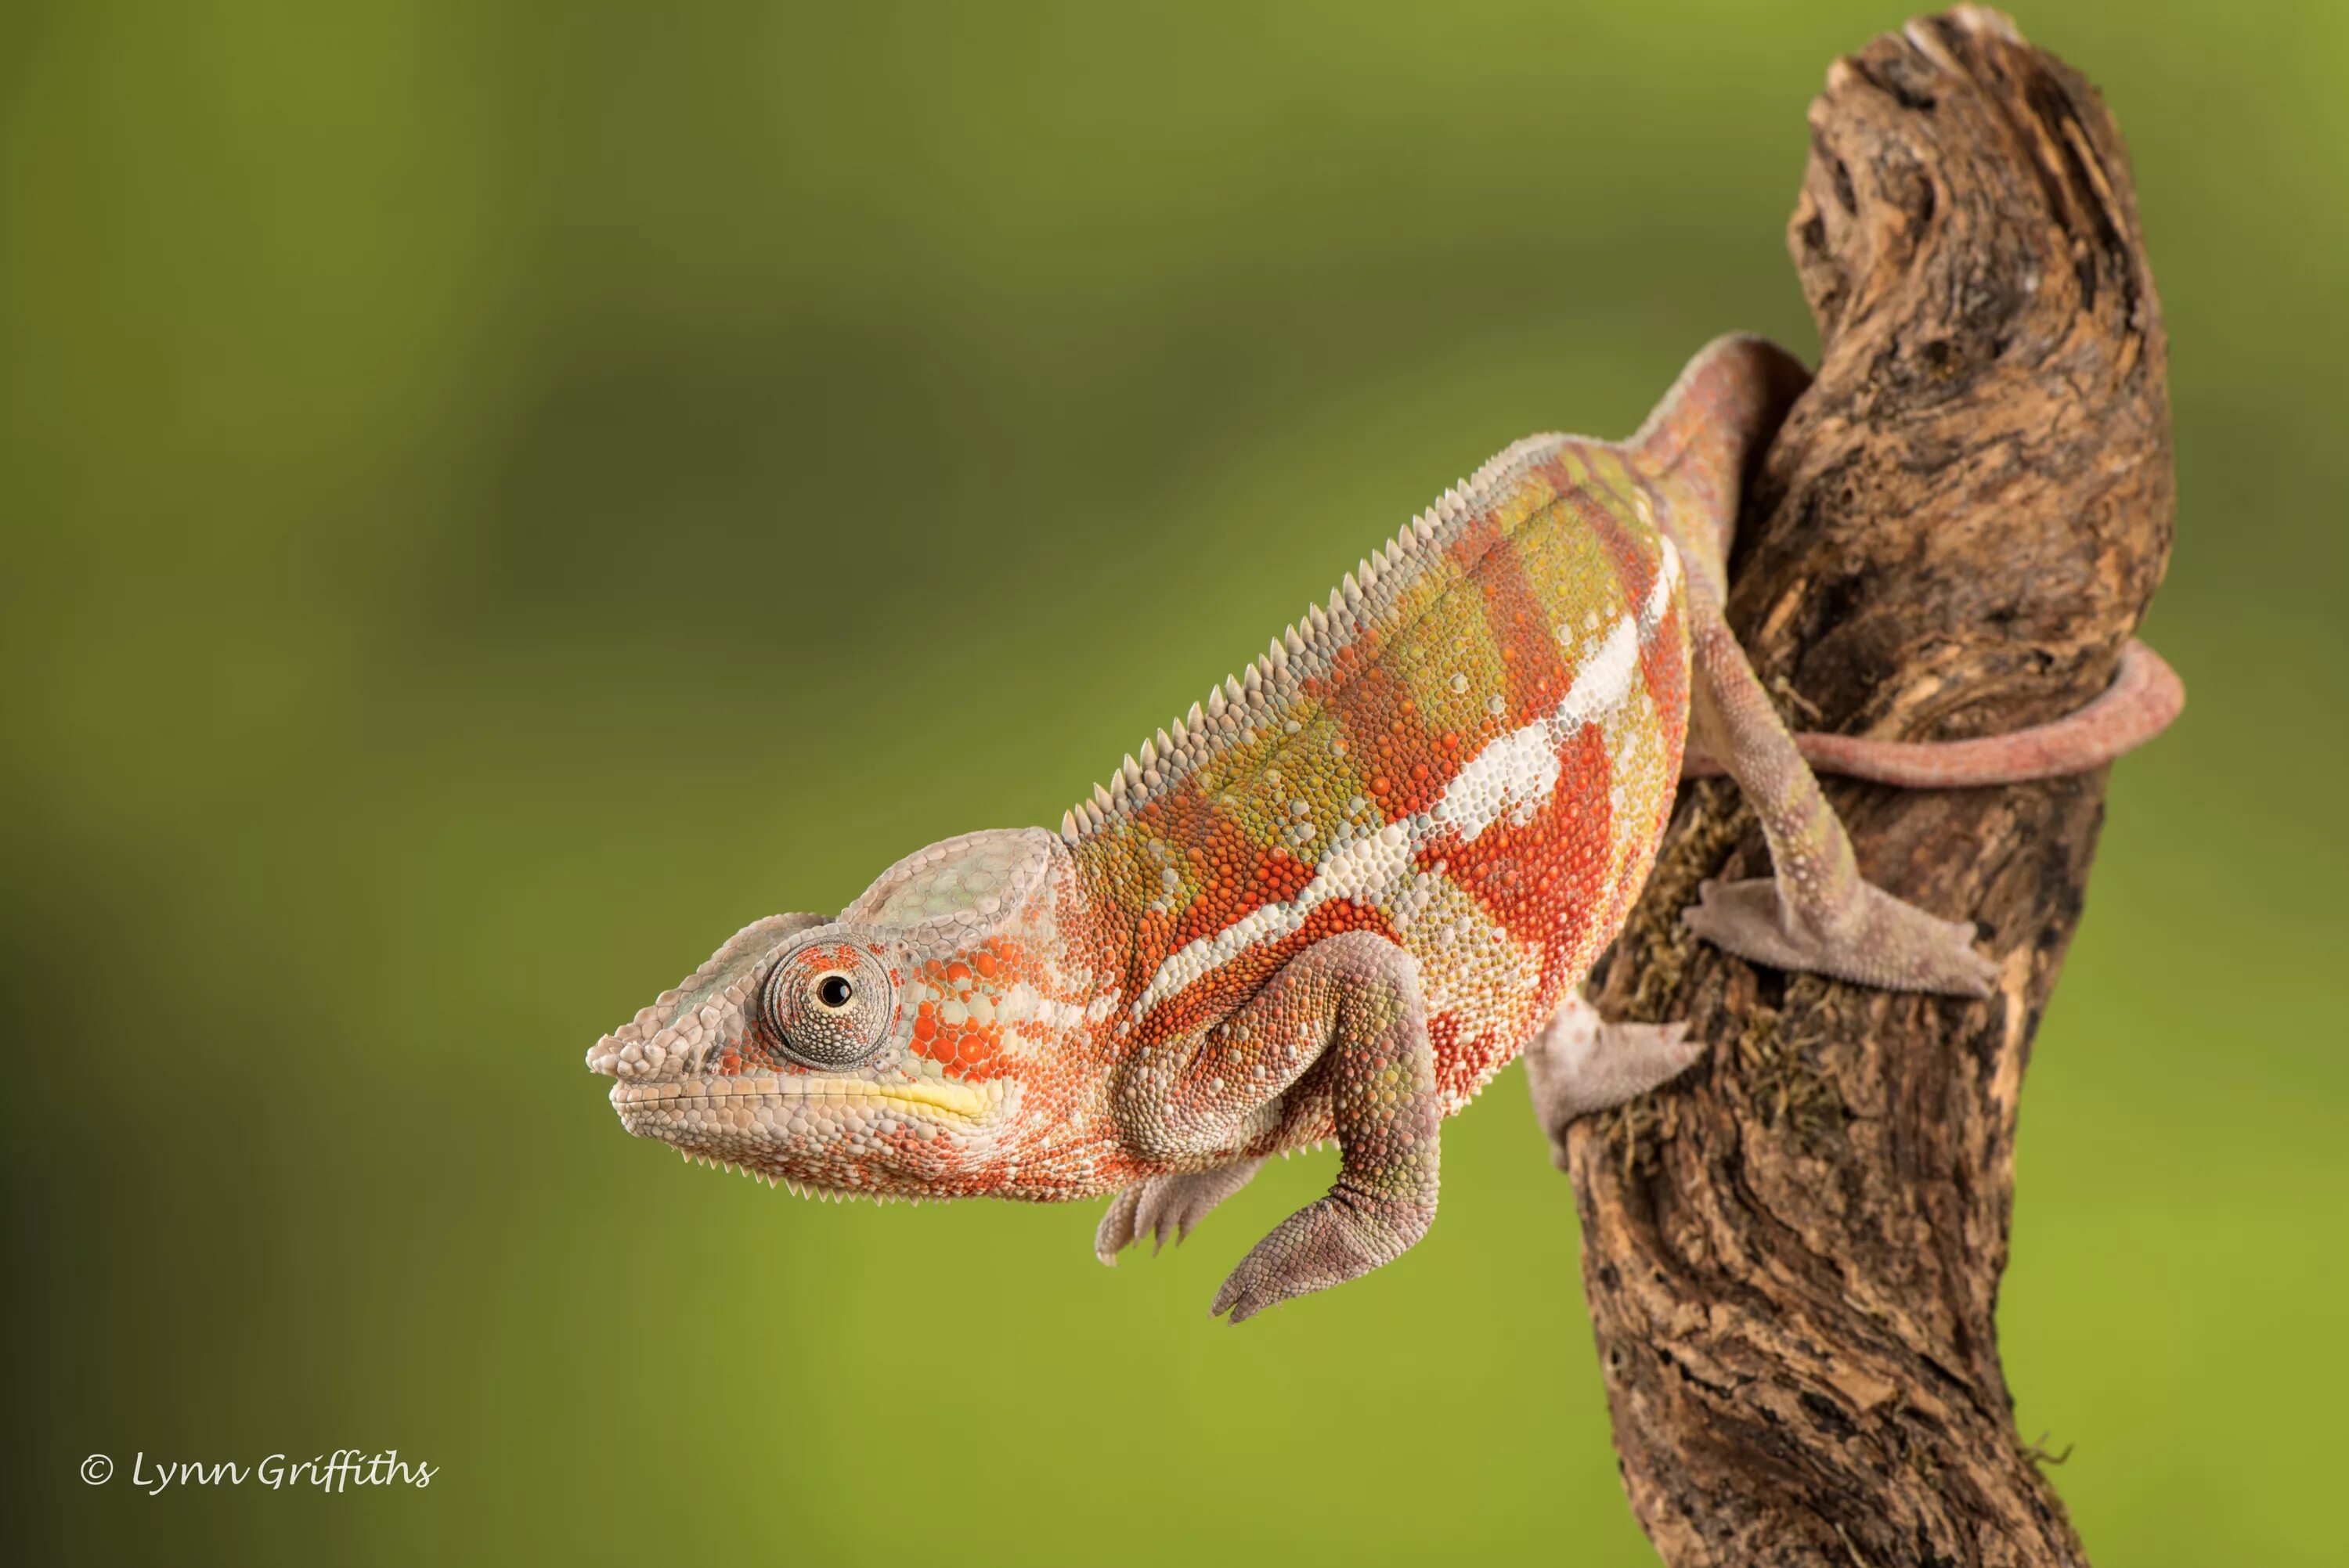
(761, 939, 897, 1069)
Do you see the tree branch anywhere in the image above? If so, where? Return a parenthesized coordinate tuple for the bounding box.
(1571, 9, 2170, 1563)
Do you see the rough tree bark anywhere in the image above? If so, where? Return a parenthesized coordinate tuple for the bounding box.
(1571, 9, 2170, 1564)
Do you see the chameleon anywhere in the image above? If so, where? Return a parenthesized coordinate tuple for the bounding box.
(584, 335, 2181, 1321)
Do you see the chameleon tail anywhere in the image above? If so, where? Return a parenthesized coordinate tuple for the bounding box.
(1683, 638, 2185, 788)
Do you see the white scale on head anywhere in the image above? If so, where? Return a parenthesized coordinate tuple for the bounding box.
(1128, 537, 1681, 1026)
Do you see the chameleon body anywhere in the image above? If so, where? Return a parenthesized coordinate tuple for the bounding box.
(586, 337, 2180, 1320)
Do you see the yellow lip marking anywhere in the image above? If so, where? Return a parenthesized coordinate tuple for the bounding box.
(610, 1076, 988, 1120)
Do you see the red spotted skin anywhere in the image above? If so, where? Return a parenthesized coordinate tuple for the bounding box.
(1057, 434, 1690, 1184)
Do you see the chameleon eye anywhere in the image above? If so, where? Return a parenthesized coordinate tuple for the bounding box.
(762, 943, 895, 1069)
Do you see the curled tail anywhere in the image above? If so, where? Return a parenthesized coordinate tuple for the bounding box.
(1683, 639, 2185, 788)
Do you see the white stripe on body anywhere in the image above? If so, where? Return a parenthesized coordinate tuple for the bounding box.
(1127, 539, 1681, 1026)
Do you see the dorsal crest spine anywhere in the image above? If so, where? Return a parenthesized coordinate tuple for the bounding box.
(1060, 432, 1571, 843)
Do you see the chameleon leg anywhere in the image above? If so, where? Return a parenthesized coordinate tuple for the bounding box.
(1681, 610, 1998, 997)
(1521, 990, 1703, 1170)
(1093, 1159, 1265, 1263)
(1156, 931, 1440, 1323)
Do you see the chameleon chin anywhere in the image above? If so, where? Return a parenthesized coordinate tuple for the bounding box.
(585, 334, 2181, 1323)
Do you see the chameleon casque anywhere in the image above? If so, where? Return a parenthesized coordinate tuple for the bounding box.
(585, 336, 2180, 1321)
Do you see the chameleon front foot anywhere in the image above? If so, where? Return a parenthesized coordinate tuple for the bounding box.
(1209, 1187, 1434, 1324)
(1093, 1159, 1265, 1265)
(1682, 875, 1997, 997)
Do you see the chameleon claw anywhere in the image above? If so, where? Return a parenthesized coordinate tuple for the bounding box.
(1093, 1185, 1142, 1267)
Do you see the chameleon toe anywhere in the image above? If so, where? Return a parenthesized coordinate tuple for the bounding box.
(1094, 1185, 1144, 1266)
(1099, 1162, 1268, 1264)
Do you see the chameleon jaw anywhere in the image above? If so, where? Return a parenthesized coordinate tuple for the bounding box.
(608, 1072, 1002, 1199)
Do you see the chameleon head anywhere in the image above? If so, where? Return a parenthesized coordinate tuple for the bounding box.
(584, 828, 1113, 1201)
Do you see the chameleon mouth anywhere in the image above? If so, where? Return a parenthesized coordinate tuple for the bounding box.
(608, 1074, 990, 1123)
(608, 1074, 998, 1202)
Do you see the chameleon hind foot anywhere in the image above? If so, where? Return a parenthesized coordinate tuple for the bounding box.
(1682, 874, 1996, 997)
(1094, 1159, 1265, 1264)
(1521, 991, 1703, 1169)
(1209, 1187, 1434, 1324)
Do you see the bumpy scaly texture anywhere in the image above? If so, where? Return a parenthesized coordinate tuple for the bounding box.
(585, 335, 2181, 1319)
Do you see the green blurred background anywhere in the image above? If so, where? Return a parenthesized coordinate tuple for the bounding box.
(7, 1, 2343, 1562)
